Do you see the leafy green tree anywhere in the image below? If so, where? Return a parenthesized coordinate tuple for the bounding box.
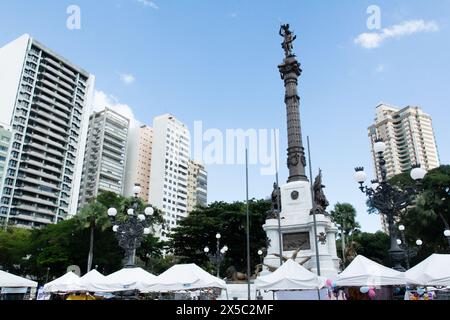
(0, 192, 167, 282)
(136, 235, 167, 273)
(391, 165, 450, 259)
(351, 231, 390, 265)
(0, 227, 31, 274)
(25, 219, 79, 282)
(419, 165, 450, 231)
(96, 191, 124, 211)
(24, 218, 124, 282)
(169, 200, 269, 277)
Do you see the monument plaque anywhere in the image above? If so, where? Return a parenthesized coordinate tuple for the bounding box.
(282, 232, 310, 251)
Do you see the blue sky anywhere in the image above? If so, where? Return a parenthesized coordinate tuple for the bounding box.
(1, 0, 449, 232)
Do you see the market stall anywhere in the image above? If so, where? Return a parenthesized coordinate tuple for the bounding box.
(146, 263, 226, 297)
(0, 270, 38, 289)
(255, 259, 327, 300)
(405, 254, 450, 286)
(97, 267, 157, 292)
(255, 259, 324, 291)
(0, 270, 38, 300)
(78, 269, 107, 292)
(335, 255, 406, 287)
(43, 271, 82, 293)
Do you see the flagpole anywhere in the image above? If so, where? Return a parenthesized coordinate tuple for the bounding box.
(245, 149, 251, 300)
(307, 136, 321, 277)
(307, 136, 322, 301)
(274, 130, 283, 266)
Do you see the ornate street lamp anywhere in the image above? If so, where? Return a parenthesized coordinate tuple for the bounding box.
(354, 139, 427, 271)
(108, 184, 155, 268)
(204, 233, 228, 277)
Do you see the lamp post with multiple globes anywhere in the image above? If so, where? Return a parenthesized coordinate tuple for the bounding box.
(108, 184, 155, 268)
(204, 233, 228, 277)
(354, 138, 427, 271)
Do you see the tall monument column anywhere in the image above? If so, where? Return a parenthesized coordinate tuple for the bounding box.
(278, 25, 308, 183)
(262, 24, 340, 277)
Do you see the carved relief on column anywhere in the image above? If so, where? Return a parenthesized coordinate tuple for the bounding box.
(278, 53, 308, 182)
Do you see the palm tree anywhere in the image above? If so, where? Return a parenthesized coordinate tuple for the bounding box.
(76, 201, 111, 273)
(330, 203, 361, 265)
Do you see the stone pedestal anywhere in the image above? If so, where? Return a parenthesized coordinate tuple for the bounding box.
(262, 181, 340, 278)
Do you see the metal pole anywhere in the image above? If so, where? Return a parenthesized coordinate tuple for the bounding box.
(307, 136, 321, 277)
(216, 237, 220, 278)
(341, 219, 346, 266)
(401, 231, 410, 269)
(273, 130, 283, 266)
(307, 136, 321, 301)
(245, 149, 251, 300)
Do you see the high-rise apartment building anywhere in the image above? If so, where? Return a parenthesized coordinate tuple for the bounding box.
(78, 108, 129, 209)
(368, 103, 440, 232)
(148, 114, 190, 240)
(0, 125, 12, 204)
(0, 34, 94, 228)
(187, 160, 207, 213)
(124, 125, 153, 202)
(368, 104, 440, 180)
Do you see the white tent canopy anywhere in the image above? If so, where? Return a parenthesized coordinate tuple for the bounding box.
(146, 264, 226, 293)
(44, 271, 81, 293)
(335, 255, 406, 286)
(0, 270, 38, 288)
(255, 259, 324, 291)
(94, 267, 157, 292)
(405, 254, 450, 286)
(78, 269, 107, 292)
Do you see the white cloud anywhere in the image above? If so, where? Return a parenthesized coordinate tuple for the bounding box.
(93, 90, 139, 127)
(137, 0, 159, 10)
(119, 73, 135, 85)
(354, 20, 440, 49)
(375, 64, 385, 73)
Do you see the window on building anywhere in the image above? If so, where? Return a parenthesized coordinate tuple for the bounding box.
(23, 77, 34, 84)
(8, 160, 17, 168)
(28, 54, 38, 62)
(26, 62, 37, 70)
(18, 100, 29, 108)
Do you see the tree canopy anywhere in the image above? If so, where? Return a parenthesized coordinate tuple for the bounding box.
(393, 165, 450, 262)
(169, 200, 269, 277)
(330, 203, 361, 237)
(351, 231, 390, 265)
(0, 191, 166, 283)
